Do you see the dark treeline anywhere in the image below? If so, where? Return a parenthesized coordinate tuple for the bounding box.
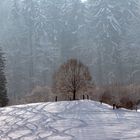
(0, 0, 140, 100)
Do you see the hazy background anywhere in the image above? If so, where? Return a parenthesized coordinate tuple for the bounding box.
(0, 0, 140, 101)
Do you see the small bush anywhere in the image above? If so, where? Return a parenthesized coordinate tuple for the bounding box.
(20, 86, 54, 104)
(120, 97, 135, 110)
(100, 92, 112, 105)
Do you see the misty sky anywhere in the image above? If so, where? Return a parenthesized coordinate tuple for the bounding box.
(81, 0, 87, 2)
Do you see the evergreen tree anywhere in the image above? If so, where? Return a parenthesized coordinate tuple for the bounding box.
(0, 48, 8, 107)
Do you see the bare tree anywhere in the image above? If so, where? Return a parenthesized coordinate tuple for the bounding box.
(53, 59, 92, 100)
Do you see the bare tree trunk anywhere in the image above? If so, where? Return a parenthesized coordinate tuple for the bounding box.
(73, 90, 76, 100)
(55, 96, 57, 102)
(83, 95, 85, 100)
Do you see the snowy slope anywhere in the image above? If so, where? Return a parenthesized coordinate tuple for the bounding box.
(0, 100, 140, 140)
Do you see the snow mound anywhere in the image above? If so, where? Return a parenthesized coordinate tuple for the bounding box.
(0, 100, 140, 140)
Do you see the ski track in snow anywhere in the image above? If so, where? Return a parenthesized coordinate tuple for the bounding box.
(0, 100, 140, 140)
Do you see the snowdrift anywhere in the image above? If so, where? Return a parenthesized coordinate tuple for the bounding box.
(0, 100, 140, 140)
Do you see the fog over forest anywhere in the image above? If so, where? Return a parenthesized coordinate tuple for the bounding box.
(0, 0, 140, 101)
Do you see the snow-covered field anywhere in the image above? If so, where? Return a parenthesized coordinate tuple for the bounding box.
(0, 100, 140, 140)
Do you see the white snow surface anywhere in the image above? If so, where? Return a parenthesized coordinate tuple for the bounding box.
(0, 100, 140, 140)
